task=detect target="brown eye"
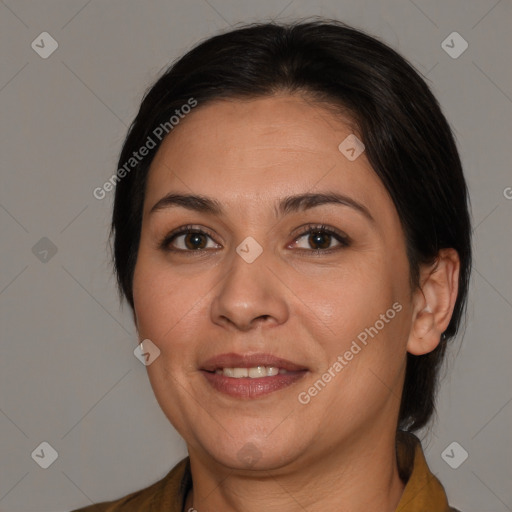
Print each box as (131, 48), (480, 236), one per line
(181, 232), (209, 250)
(160, 226), (220, 253)
(291, 224), (351, 253)
(308, 231), (333, 250)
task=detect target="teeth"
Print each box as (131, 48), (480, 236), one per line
(233, 368), (248, 378)
(248, 366), (266, 378)
(215, 366), (288, 378)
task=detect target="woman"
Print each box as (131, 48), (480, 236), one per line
(73, 18), (470, 512)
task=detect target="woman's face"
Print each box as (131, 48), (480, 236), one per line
(132, 94), (416, 470)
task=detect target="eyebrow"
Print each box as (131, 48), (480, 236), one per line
(149, 192), (375, 223)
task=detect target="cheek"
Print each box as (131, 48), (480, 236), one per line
(132, 257), (205, 421)
(293, 255), (409, 379)
(318, 309), (408, 416)
(132, 252), (205, 352)
(287, 252), (398, 333)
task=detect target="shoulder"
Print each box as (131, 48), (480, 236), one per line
(69, 457), (191, 512)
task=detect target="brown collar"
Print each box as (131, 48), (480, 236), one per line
(394, 430), (455, 511)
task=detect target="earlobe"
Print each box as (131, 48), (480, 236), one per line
(407, 248), (460, 356)
(408, 305), (436, 354)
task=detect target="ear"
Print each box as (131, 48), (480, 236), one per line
(407, 248), (460, 356)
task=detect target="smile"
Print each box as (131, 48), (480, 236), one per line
(214, 366), (292, 378)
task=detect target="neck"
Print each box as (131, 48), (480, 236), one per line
(184, 429), (406, 512)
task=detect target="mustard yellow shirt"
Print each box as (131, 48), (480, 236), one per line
(71, 431), (461, 511)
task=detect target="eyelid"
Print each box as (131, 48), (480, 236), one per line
(158, 224), (220, 252)
(289, 223), (351, 253)
(291, 223), (350, 243)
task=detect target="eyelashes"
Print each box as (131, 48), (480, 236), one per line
(159, 224), (219, 253)
(158, 223), (351, 256)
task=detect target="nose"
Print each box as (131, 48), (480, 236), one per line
(210, 247), (289, 332)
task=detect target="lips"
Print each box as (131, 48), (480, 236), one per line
(200, 353), (308, 399)
(201, 353), (308, 373)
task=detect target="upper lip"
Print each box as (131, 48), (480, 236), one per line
(201, 353), (308, 372)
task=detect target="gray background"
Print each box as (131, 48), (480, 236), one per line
(0, 1), (511, 511)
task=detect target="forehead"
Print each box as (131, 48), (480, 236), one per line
(143, 95), (389, 217)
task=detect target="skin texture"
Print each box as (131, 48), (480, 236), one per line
(132, 94), (460, 512)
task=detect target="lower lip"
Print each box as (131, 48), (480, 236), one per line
(201, 370), (308, 399)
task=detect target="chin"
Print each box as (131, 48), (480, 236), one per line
(208, 443), (296, 471)
(193, 425), (309, 472)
